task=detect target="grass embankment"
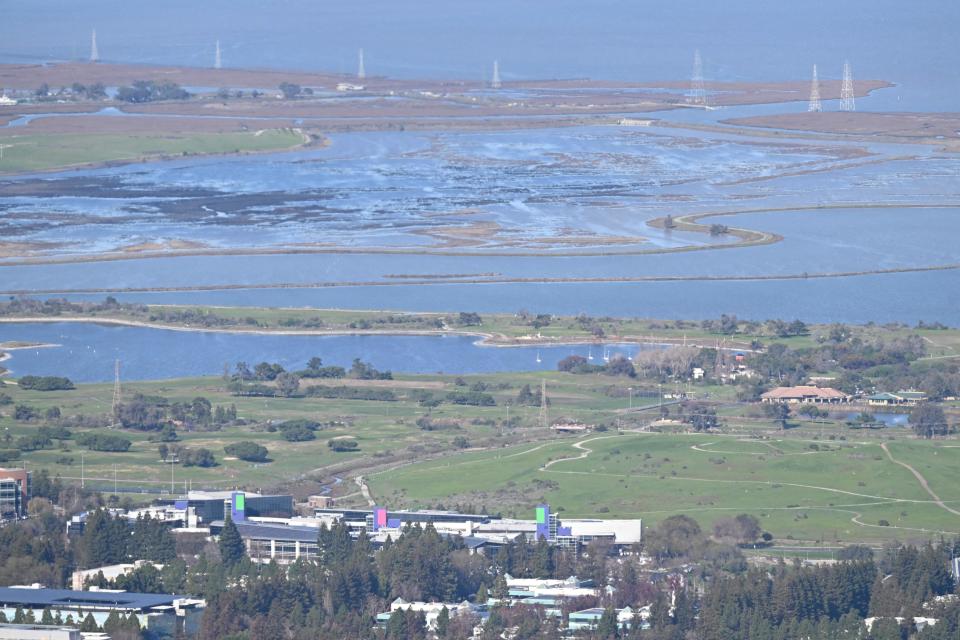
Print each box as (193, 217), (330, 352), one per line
(5, 305), (960, 356)
(370, 431), (960, 546)
(0, 129), (306, 173)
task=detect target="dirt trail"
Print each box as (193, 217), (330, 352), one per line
(356, 476), (375, 507)
(540, 434), (630, 470)
(881, 442), (960, 517)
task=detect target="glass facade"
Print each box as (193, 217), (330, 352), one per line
(0, 471), (29, 521)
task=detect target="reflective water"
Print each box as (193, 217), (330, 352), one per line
(0, 322), (661, 382)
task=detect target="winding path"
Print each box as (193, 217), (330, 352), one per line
(540, 434), (624, 470)
(880, 442), (960, 517)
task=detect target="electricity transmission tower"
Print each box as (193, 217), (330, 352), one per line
(840, 60), (856, 111)
(90, 29), (99, 63)
(111, 359), (122, 424)
(538, 380), (549, 428)
(491, 60), (501, 89)
(687, 49), (707, 106)
(808, 64), (822, 112)
(357, 48), (366, 80)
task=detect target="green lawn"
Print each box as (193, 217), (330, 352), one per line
(369, 431), (960, 546)
(3, 368), (958, 547)
(0, 129), (304, 173)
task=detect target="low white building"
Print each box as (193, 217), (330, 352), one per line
(0, 624), (79, 639)
(375, 598), (475, 630)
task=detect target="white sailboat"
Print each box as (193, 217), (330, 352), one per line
(587, 346), (594, 361)
(602, 347), (610, 363)
(536, 350), (542, 364)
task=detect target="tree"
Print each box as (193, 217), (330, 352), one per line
(80, 613), (99, 632)
(218, 515), (245, 567)
(713, 514), (761, 545)
(80, 509), (129, 567)
(436, 606), (450, 639)
(645, 515), (704, 560)
(909, 403), (949, 438)
(558, 355), (591, 373)
(279, 82), (301, 99)
(224, 441), (269, 462)
(595, 607), (620, 639)
(458, 312), (482, 326)
(762, 402), (791, 429)
(275, 372), (301, 397)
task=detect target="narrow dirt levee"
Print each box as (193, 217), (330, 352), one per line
(881, 442), (960, 517)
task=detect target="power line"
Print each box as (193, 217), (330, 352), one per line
(808, 64), (822, 112)
(840, 60), (856, 112)
(687, 49), (707, 106)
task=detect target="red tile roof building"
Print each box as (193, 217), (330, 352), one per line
(760, 386), (849, 404)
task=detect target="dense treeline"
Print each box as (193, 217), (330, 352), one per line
(78, 511), (178, 569)
(18, 375), (75, 391)
(115, 394), (236, 431)
(3, 505), (960, 639)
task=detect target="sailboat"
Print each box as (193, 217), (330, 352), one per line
(535, 350), (542, 364)
(602, 347), (610, 363)
(587, 346), (594, 361)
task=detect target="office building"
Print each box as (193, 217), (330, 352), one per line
(0, 468), (29, 521)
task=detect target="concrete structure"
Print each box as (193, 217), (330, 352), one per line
(71, 561), (159, 591)
(0, 624), (80, 639)
(0, 468), (29, 521)
(306, 495), (332, 509)
(567, 606), (647, 631)
(506, 575), (596, 600)
(375, 598), (477, 631)
(551, 422), (593, 433)
(760, 386), (849, 404)
(0, 587), (204, 638)
(310, 504), (641, 554)
(867, 390), (927, 406)
(210, 520), (321, 563)
(864, 617), (937, 633)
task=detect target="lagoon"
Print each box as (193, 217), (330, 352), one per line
(0, 322), (661, 383)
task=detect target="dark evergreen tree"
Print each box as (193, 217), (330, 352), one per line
(218, 515), (245, 567)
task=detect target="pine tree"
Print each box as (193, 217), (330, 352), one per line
(102, 610), (122, 635)
(80, 612), (99, 632)
(595, 607), (620, 640)
(40, 608), (54, 625)
(436, 606), (450, 639)
(385, 609), (408, 638)
(218, 514), (245, 567)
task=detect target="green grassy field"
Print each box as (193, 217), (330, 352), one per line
(0, 129), (305, 173)
(368, 430), (960, 546)
(0, 370), (666, 494)
(2, 362), (958, 547)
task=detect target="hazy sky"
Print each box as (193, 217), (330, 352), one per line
(3, 1), (957, 106)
